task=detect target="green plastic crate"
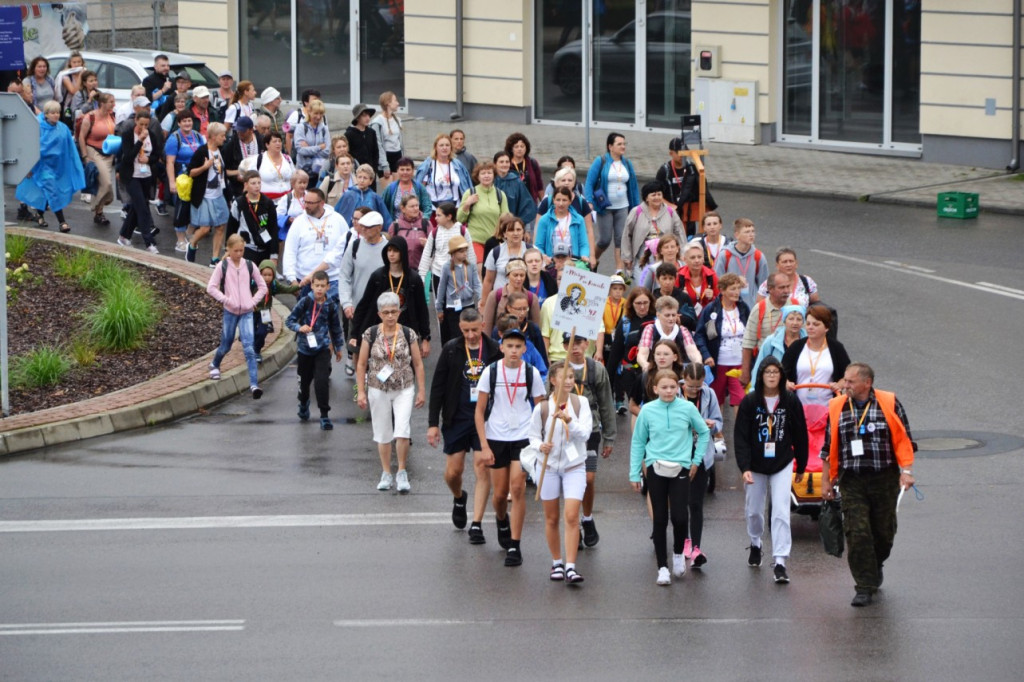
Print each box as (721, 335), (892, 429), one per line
(937, 191), (979, 219)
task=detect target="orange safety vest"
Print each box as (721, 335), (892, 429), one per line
(827, 389), (913, 480)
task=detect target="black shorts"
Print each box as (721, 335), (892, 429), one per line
(443, 420), (481, 455)
(486, 438), (529, 470)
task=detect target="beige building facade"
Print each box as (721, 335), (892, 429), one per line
(181, 1), (1022, 169)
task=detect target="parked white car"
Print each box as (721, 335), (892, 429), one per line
(44, 49), (219, 104)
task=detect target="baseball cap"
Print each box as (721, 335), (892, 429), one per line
(131, 96), (150, 108)
(501, 328), (527, 342)
(234, 115), (254, 130)
(192, 85), (211, 98)
(562, 332), (588, 345)
(260, 86), (281, 103)
(552, 243), (572, 257)
(174, 70), (191, 81)
(358, 211), (384, 227)
(218, 70), (233, 79)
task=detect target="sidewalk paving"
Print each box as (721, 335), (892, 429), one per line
(392, 118), (1023, 215)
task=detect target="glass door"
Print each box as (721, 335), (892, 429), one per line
(591, 0), (636, 125)
(643, 0), (692, 129)
(356, 0), (405, 105)
(295, 0), (351, 104)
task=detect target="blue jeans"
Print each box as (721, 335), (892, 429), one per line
(212, 310), (259, 387)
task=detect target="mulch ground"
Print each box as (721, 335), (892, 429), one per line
(5, 241), (223, 416)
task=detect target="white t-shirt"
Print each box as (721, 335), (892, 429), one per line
(205, 150), (225, 199)
(132, 134), (152, 179)
(718, 307), (745, 365)
(428, 161), (458, 202)
(477, 361), (546, 441)
(795, 343), (833, 406)
(606, 160), (630, 209)
(224, 101), (255, 126)
(550, 215), (573, 255)
(764, 395), (780, 413)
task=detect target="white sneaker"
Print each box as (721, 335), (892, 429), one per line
(174, 242), (188, 252)
(377, 471), (393, 491)
(116, 236), (131, 247)
(81, 193), (92, 204)
(672, 553), (686, 577)
(146, 244), (159, 255)
(657, 566), (672, 586)
(396, 469), (410, 493)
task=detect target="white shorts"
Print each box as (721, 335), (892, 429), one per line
(368, 386), (415, 443)
(539, 463), (587, 502)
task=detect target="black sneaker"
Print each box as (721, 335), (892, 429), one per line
(582, 518), (600, 547)
(155, 202), (169, 217)
(877, 563), (884, 587)
(297, 401), (310, 421)
(451, 491), (468, 530)
(496, 517), (511, 549)
(748, 545), (762, 567)
(774, 564), (789, 584)
(467, 523), (485, 545)
(504, 547), (522, 567)
(185, 245), (197, 263)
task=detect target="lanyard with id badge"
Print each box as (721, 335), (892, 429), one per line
(465, 341), (483, 402)
(377, 328), (401, 384)
(247, 200), (273, 244)
(849, 398), (871, 457)
(306, 300), (322, 348)
(260, 291), (272, 325)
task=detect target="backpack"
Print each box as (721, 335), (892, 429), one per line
(723, 248), (763, 281)
(797, 274), (839, 339)
(539, 394), (582, 439)
(368, 323), (413, 350)
(74, 110), (94, 143)
(484, 360), (536, 419)
(217, 259), (258, 296)
(392, 217), (430, 241)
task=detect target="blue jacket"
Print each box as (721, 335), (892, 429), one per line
(584, 153), (640, 214)
(413, 157), (473, 207)
(334, 186), (391, 227)
(381, 180), (433, 218)
(16, 113), (85, 212)
(495, 172), (537, 225)
(285, 292), (343, 355)
(534, 205), (590, 259)
(694, 296), (751, 362)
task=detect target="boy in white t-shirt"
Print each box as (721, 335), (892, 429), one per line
(475, 327), (546, 567)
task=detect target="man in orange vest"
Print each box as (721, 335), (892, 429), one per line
(822, 363), (916, 607)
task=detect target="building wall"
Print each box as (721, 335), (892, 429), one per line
(691, 0), (776, 131)
(178, 0), (234, 74)
(405, 0), (532, 119)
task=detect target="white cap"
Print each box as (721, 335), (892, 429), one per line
(192, 85), (211, 98)
(359, 211), (384, 227)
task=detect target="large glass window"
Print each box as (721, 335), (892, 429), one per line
(645, 0), (691, 129)
(592, 1), (635, 124)
(819, 0), (885, 144)
(535, 0), (584, 121)
(891, 0), (920, 143)
(357, 0), (404, 105)
(239, 0), (293, 98)
(297, 1), (352, 104)
(783, 0), (813, 136)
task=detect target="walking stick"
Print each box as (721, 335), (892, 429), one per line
(535, 326), (575, 500)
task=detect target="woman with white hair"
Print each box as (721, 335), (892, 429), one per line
(356, 291), (426, 494)
(16, 100), (85, 233)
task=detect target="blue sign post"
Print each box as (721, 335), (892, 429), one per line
(0, 6), (25, 71)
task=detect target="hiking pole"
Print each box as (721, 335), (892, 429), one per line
(535, 326), (575, 500)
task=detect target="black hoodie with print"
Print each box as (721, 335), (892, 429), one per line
(352, 235), (431, 343)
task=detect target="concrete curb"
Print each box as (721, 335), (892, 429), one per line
(0, 229), (297, 457)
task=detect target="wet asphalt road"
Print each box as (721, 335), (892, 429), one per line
(2, 188), (1023, 681)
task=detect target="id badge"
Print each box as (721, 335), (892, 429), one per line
(315, 241), (326, 255)
(376, 364), (395, 383)
(306, 332), (318, 348)
(469, 386), (479, 403)
(850, 439), (865, 457)
(260, 309), (272, 324)
(763, 442), (776, 458)
(259, 229), (272, 243)
(453, 297), (462, 312)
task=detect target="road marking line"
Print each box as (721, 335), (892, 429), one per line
(883, 260), (935, 273)
(0, 513), (452, 533)
(0, 620), (246, 636)
(813, 250), (1024, 302)
(977, 281), (1024, 296)
(334, 619), (494, 627)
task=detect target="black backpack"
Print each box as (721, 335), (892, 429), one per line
(800, 274), (839, 340)
(217, 259), (258, 296)
(484, 360), (536, 419)
(368, 323), (413, 349)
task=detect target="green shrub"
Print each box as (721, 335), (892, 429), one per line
(80, 256), (135, 294)
(11, 346), (71, 389)
(53, 248), (99, 280)
(5, 233), (32, 263)
(69, 336), (98, 368)
(87, 282), (161, 350)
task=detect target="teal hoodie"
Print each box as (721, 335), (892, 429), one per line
(629, 396), (710, 482)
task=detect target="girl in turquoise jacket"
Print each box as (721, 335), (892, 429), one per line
(630, 368), (710, 585)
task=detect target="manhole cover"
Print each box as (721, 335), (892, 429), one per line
(918, 437), (982, 452)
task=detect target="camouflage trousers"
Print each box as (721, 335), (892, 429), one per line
(838, 467), (900, 593)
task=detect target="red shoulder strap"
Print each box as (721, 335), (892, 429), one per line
(756, 300), (767, 341)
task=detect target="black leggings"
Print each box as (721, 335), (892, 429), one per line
(646, 464), (690, 569)
(34, 206), (66, 223)
(688, 463), (708, 548)
(297, 348), (332, 417)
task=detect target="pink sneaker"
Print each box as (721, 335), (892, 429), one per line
(683, 538), (693, 560)
(691, 546), (707, 568)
